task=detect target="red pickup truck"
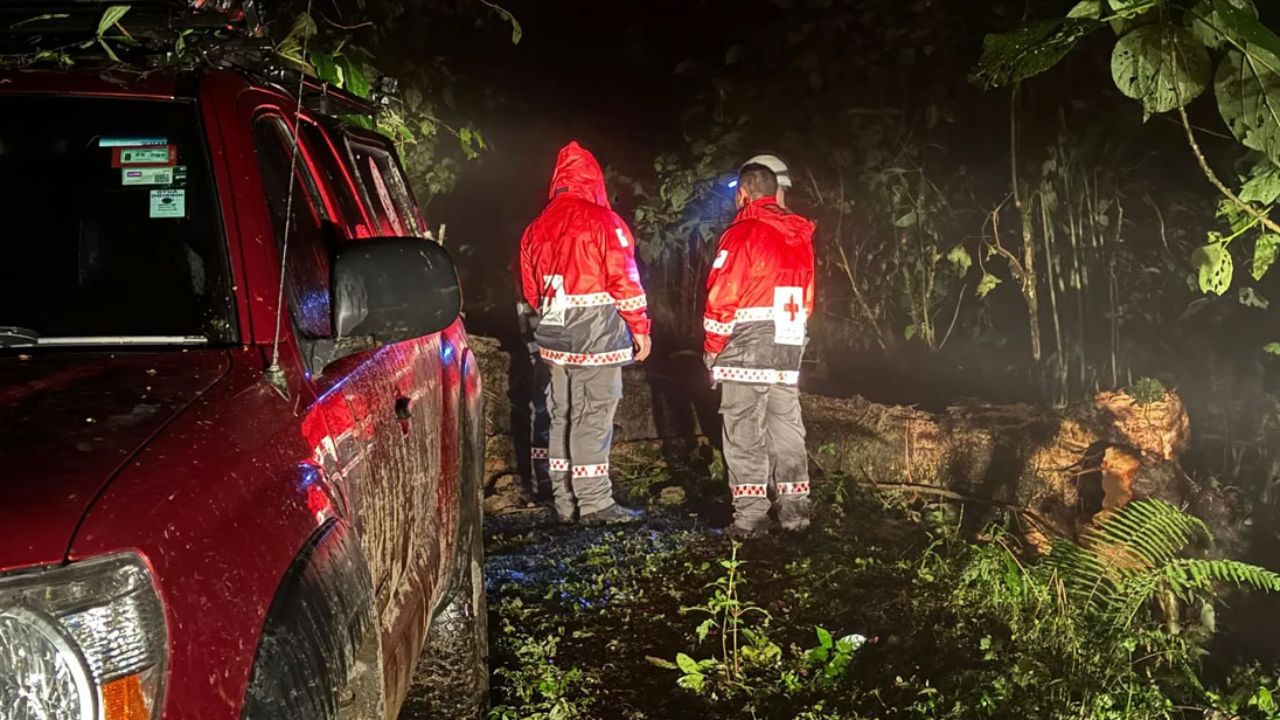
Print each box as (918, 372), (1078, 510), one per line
(0, 64), (487, 719)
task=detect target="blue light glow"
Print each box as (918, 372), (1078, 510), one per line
(727, 179), (739, 189)
(298, 463), (321, 489)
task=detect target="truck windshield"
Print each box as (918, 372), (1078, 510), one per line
(0, 94), (236, 348)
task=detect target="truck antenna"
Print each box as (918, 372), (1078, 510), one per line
(265, 0), (315, 400)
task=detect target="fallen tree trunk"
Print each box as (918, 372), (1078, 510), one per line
(470, 336), (1246, 551)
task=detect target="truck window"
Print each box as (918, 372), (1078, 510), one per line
(299, 121), (372, 238)
(252, 115), (334, 338)
(0, 95), (236, 346)
(348, 142), (424, 238)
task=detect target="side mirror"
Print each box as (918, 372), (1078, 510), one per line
(332, 237), (461, 344)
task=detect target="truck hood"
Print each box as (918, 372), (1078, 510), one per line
(0, 350), (231, 569)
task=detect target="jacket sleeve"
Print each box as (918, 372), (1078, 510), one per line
(804, 244), (816, 320)
(602, 214), (651, 336)
(703, 225), (750, 356)
(518, 224), (541, 313)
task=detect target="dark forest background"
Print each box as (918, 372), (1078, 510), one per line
(262, 0), (1280, 661)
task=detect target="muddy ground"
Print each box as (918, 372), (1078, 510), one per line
(390, 339), (1277, 718)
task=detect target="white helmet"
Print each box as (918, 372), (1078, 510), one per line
(741, 153), (792, 189)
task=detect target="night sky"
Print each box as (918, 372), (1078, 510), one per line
(432, 1), (792, 333)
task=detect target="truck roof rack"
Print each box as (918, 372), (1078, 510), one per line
(0, 0), (386, 119)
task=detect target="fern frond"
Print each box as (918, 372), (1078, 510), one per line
(1110, 571), (1165, 629)
(1043, 538), (1119, 605)
(1161, 559), (1280, 598)
(1081, 499), (1209, 570)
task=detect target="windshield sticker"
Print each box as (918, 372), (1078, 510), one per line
(98, 136), (169, 148)
(123, 167), (174, 186)
(150, 189), (186, 219)
(112, 145), (176, 167)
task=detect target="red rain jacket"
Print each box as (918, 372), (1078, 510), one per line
(703, 197), (816, 385)
(518, 142), (650, 366)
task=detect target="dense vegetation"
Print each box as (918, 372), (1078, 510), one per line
(485, 458), (1280, 719)
(612, 0), (1280, 603)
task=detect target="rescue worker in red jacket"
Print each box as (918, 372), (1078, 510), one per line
(517, 141), (651, 525)
(704, 162), (816, 539)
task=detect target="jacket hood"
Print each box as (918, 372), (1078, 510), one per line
(739, 197), (814, 246)
(548, 141), (611, 209)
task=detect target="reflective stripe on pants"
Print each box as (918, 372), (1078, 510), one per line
(720, 382), (810, 528)
(547, 364), (622, 516)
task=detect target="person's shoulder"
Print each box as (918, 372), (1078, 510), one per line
(725, 216), (774, 244)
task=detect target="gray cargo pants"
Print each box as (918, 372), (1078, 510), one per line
(547, 364), (623, 518)
(720, 382), (811, 530)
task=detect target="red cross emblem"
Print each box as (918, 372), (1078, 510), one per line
(784, 295), (801, 322)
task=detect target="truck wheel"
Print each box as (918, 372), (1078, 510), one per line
(242, 522), (385, 720)
(407, 513), (488, 717)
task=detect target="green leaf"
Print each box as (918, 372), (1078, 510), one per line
(1067, 1), (1102, 19)
(816, 626), (834, 649)
(1240, 162), (1280, 204)
(1264, 342), (1280, 355)
(1188, 0), (1257, 49)
(974, 18), (1102, 89)
(33, 49), (74, 68)
(98, 38), (120, 62)
(806, 646), (830, 664)
(1107, 1), (1157, 35)
(1253, 234), (1279, 280)
(976, 272), (1002, 298)
(894, 210), (918, 228)
(1074, 0), (1147, 34)
(675, 653), (700, 674)
(695, 618), (715, 642)
(1212, 0), (1280, 61)
(310, 51), (340, 87)
(1192, 242), (1234, 294)
(339, 56), (372, 98)
(835, 634), (868, 654)
(645, 655), (679, 669)
(483, 1), (522, 44)
(10, 13), (71, 29)
(676, 672), (705, 692)
(946, 245), (973, 275)
(1253, 685), (1278, 712)
(276, 12), (317, 65)
(1111, 24), (1212, 118)
(904, 323), (919, 341)
(97, 5), (129, 37)
(1215, 49), (1280, 164)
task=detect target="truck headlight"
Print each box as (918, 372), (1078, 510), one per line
(0, 553), (167, 719)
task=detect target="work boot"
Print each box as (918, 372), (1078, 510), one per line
(776, 496), (811, 533)
(580, 503), (645, 526)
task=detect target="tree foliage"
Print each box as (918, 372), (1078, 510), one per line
(976, 0), (1280, 299)
(267, 1), (519, 205)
